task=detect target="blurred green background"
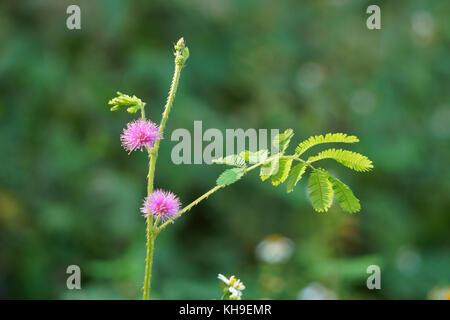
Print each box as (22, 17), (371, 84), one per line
(0, 0), (449, 299)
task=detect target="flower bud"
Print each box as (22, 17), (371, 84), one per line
(127, 105), (140, 113)
(108, 92), (145, 113)
(175, 37), (185, 51)
(174, 38), (189, 66)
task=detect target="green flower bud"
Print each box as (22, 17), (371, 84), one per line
(174, 38), (189, 66)
(108, 92), (146, 113)
(175, 56), (185, 66)
(175, 37), (185, 51)
(127, 105), (140, 113)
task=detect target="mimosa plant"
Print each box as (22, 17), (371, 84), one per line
(107, 38), (373, 300)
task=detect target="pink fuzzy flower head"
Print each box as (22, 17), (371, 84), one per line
(120, 119), (160, 153)
(141, 190), (181, 221)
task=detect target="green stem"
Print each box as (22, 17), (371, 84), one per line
(142, 40), (187, 300)
(142, 151), (157, 300)
(140, 103), (146, 119)
(142, 224), (155, 300)
(157, 185), (224, 233)
(290, 154), (318, 171)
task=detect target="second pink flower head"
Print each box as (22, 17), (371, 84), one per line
(141, 190), (181, 221)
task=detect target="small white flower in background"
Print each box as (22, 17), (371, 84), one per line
(411, 11), (435, 42)
(218, 274), (246, 290)
(297, 282), (337, 300)
(255, 234), (294, 264)
(218, 274), (245, 300)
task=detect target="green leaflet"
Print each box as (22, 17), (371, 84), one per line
(307, 148), (373, 172)
(239, 150), (268, 163)
(308, 170), (334, 212)
(295, 133), (359, 156)
(273, 129), (294, 154)
(216, 168), (245, 186)
(286, 163), (307, 193)
(212, 154), (246, 167)
(328, 175), (361, 213)
(260, 160), (278, 181)
(271, 158), (293, 186)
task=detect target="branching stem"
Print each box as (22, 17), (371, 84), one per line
(142, 39), (187, 300)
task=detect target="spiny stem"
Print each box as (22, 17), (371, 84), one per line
(157, 185), (224, 232)
(142, 38), (188, 300)
(159, 65), (182, 136)
(142, 151), (157, 300)
(142, 224), (154, 300)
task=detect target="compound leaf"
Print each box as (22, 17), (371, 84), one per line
(307, 148), (373, 172)
(295, 133), (359, 156)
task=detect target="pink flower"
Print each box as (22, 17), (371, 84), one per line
(141, 190), (181, 221)
(120, 119), (160, 153)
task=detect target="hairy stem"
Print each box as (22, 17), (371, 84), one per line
(157, 185), (224, 232)
(142, 40), (187, 300)
(142, 151), (157, 300)
(142, 226), (155, 300)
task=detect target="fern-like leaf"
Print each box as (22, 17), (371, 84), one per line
(212, 154), (246, 167)
(307, 148), (373, 172)
(295, 133), (359, 156)
(308, 170), (334, 212)
(271, 158), (293, 186)
(327, 175), (361, 213)
(273, 129), (294, 154)
(286, 163), (307, 193)
(216, 168), (245, 186)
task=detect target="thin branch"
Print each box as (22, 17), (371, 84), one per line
(157, 154), (294, 232)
